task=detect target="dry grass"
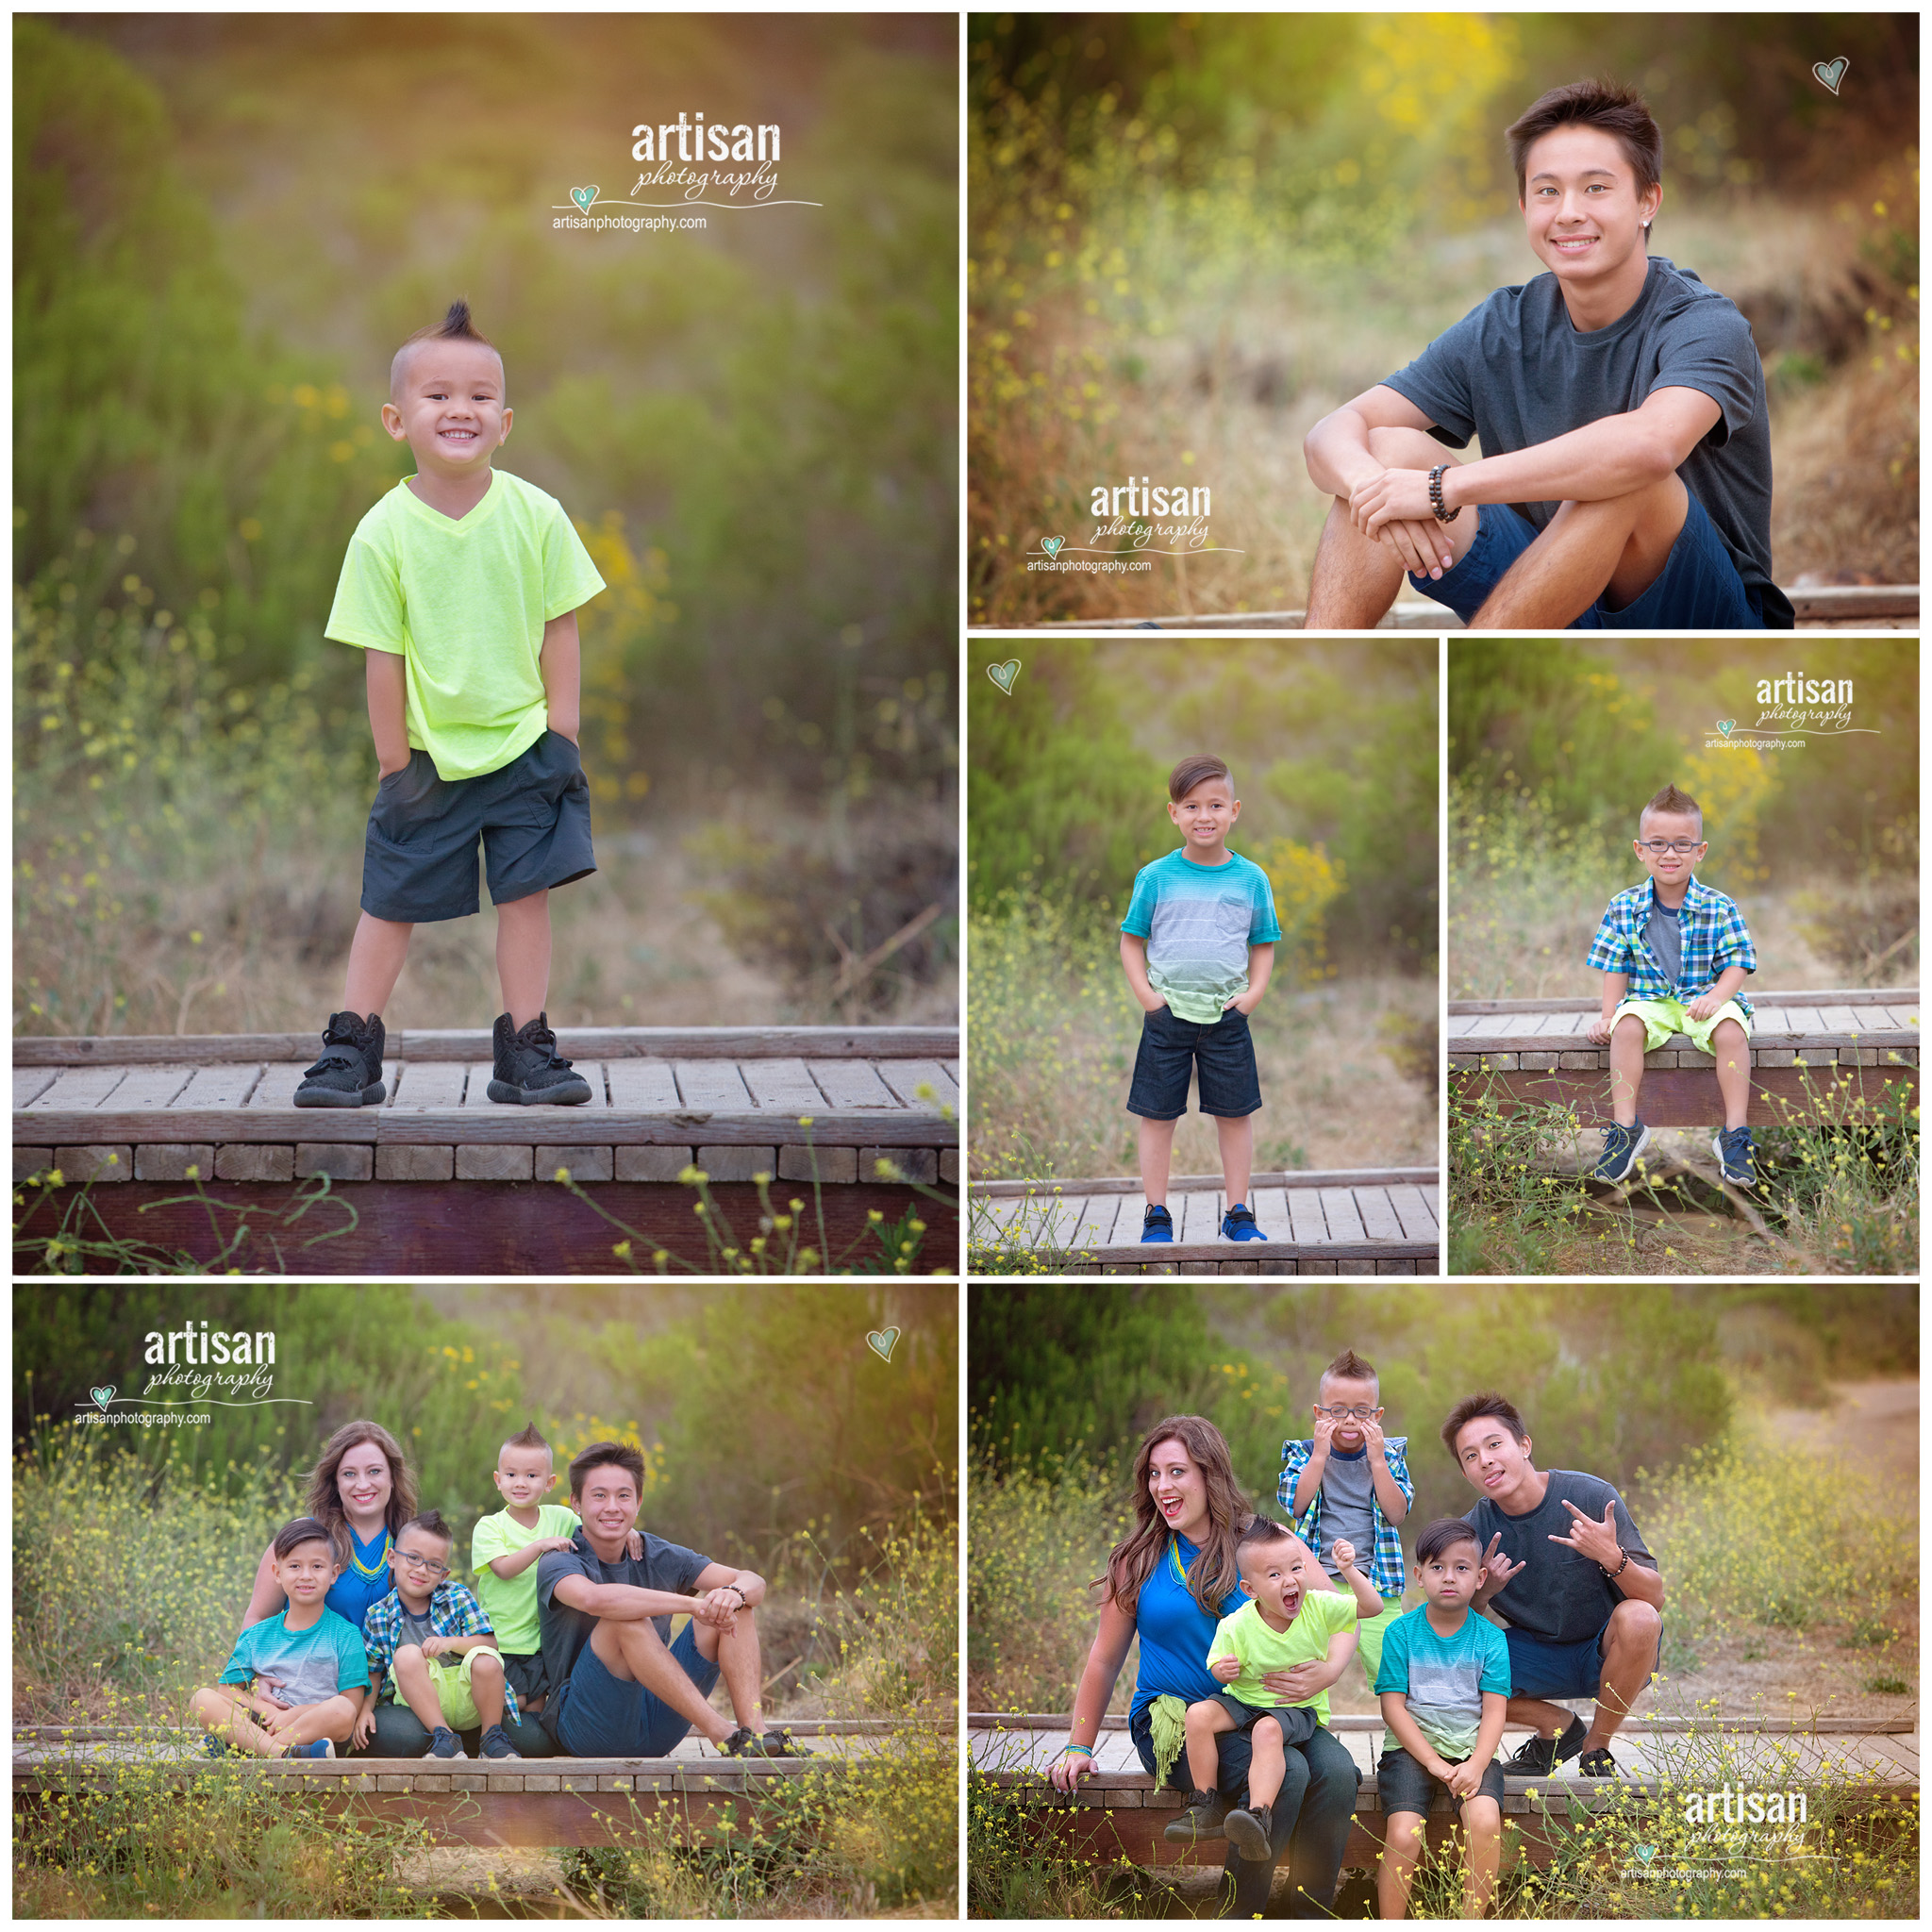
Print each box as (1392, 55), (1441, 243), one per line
(973, 187), (1917, 623)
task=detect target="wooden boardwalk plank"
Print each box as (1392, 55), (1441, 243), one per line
(248, 1064), (316, 1108)
(1250, 1188), (1291, 1241)
(391, 1062), (472, 1108)
(176, 1063), (264, 1109)
(1063, 1195), (1122, 1249)
(809, 1060), (900, 1109)
(1178, 1189), (1223, 1245)
(1355, 1186), (1405, 1242)
(1318, 1188), (1366, 1244)
(14, 1068), (58, 1109)
(92, 1065), (196, 1109)
(1419, 1185), (1441, 1230)
(674, 1060), (753, 1109)
(1387, 1185), (1435, 1241)
(605, 1060), (681, 1109)
(739, 1058), (825, 1110)
(458, 1061), (609, 1110)
(24, 1067), (129, 1110)
(874, 1059), (959, 1111)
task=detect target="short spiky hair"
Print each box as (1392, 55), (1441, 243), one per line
(1507, 79), (1662, 224)
(400, 1508), (454, 1550)
(502, 1421), (551, 1459)
(1169, 755), (1232, 802)
(1235, 1515), (1298, 1563)
(1319, 1347), (1379, 1398)
(391, 298), (501, 401)
(1640, 782), (1703, 840)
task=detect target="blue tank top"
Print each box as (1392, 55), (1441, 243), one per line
(1128, 1532), (1250, 1724)
(324, 1522), (393, 1631)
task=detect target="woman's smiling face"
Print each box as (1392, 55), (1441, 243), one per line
(336, 1443), (392, 1520)
(1147, 1437), (1209, 1541)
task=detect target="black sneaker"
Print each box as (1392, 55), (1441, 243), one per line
(293, 1011), (386, 1107)
(1161, 1790), (1228, 1844)
(1141, 1204), (1174, 1243)
(1224, 1800), (1273, 1861)
(487, 1011), (593, 1106)
(1503, 1714), (1588, 1776)
(427, 1725), (463, 1759)
(480, 1724), (522, 1759)
(1577, 1745), (1621, 1777)
(720, 1724), (814, 1757)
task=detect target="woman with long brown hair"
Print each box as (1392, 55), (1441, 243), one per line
(1046, 1414), (1360, 1919)
(240, 1420), (417, 1635)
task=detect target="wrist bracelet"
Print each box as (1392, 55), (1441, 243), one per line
(1428, 464), (1460, 524)
(1602, 1551), (1629, 1580)
(1063, 1743), (1094, 1757)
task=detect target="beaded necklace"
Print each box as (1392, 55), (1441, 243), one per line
(346, 1519), (391, 1578)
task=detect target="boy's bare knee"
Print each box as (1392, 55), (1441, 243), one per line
(1253, 1713), (1281, 1744)
(472, 1649), (504, 1675)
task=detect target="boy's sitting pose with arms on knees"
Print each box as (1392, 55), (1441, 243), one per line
(1303, 79), (1790, 633)
(1584, 781), (1757, 1185)
(537, 1441), (808, 1758)
(1168, 1519), (1378, 1859)
(357, 1509), (522, 1759)
(191, 1517), (368, 1758)
(296, 298), (607, 1110)
(1121, 755), (1281, 1244)
(1374, 1518), (1511, 1922)
(1279, 1347), (1413, 1692)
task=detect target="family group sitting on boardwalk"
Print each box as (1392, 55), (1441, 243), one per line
(1049, 1350), (1663, 1920)
(190, 1420), (808, 1763)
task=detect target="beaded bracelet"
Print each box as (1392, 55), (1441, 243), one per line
(1427, 464), (1461, 525)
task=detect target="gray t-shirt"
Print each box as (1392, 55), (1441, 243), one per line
(535, 1528), (712, 1740)
(1461, 1469), (1657, 1645)
(1645, 899), (1683, 987)
(1315, 1444), (1376, 1579)
(1384, 256), (1793, 628)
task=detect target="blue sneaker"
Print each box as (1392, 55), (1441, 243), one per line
(1141, 1204), (1174, 1243)
(1221, 1203), (1265, 1241)
(288, 1738), (335, 1758)
(1592, 1120), (1651, 1183)
(1712, 1125), (1755, 1187)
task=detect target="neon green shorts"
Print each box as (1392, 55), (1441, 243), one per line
(1610, 995), (1752, 1057)
(389, 1648), (493, 1731)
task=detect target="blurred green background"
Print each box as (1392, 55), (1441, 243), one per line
(968, 641), (1437, 1180)
(969, 13), (1918, 623)
(1448, 640), (1918, 999)
(16, 15), (957, 1035)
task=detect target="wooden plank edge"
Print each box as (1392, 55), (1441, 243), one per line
(1450, 990), (1915, 1016)
(969, 1241), (1439, 1263)
(973, 1167), (1439, 1200)
(966, 1712), (1920, 1736)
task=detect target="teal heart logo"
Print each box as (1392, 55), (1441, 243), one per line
(1635, 1843), (1657, 1865)
(1812, 58), (1848, 95)
(90, 1385), (116, 1410)
(987, 658), (1021, 695)
(1041, 536), (1064, 558)
(570, 186), (598, 212)
(1716, 719), (1735, 736)
(866, 1326), (900, 1363)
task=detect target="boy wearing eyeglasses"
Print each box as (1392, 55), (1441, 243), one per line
(1584, 780), (1757, 1186)
(1277, 1347), (1413, 1696)
(356, 1509), (522, 1759)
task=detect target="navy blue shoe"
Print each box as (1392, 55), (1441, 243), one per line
(1221, 1203), (1265, 1241)
(1141, 1204), (1174, 1243)
(288, 1738), (335, 1758)
(1712, 1124), (1755, 1187)
(1592, 1119), (1651, 1183)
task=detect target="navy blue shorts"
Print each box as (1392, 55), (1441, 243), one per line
(1375, 1744), (1506, 1815)
(361, 728), (595, 924)
(554, 1618), (721, 1757)
(1504, 1614), (1660, 1701)
(1126, 1005), (1262, 1120)
(1408, 491), (1765, 630)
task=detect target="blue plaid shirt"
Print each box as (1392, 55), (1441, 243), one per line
(362, 1580), (518, 1725)
(1587, 874), (1757, 1018)
(1276, 1435), (1412, 1599)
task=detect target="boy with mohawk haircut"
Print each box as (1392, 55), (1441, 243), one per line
(1278, 1347), (1413, 1694)
(296, 298), (608, 1112)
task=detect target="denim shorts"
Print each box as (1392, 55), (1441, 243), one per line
(361, 728), (595, 924)
(1407, 491), (1765, 629)
(1503, 1612), (1661, 1701)
(554, 1619), (720, 1757)
(1126, 1005), (1262, 1120)
(1376, 1744), (1506, 1815)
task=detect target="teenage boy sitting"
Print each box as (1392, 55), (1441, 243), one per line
(1167, 1519), (1378, 1856)
(1278, 1346), (1412, 1690)
(356, 1509), (523, 1759)
(536, 1441), (808, 1758)
(1374, 1519), (1511, 1922)
(1446, 1392), (1664, 1779)
(1304, 79), (1790, 632)
(1121, 754), (1281, 1244)
(1585, 781), (1758, 1186)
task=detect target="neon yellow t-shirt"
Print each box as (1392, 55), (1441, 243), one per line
(1206, 1591), (1360, 1724)
(325, 467), (607, 781)
(471, 1503), (579, 1656)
